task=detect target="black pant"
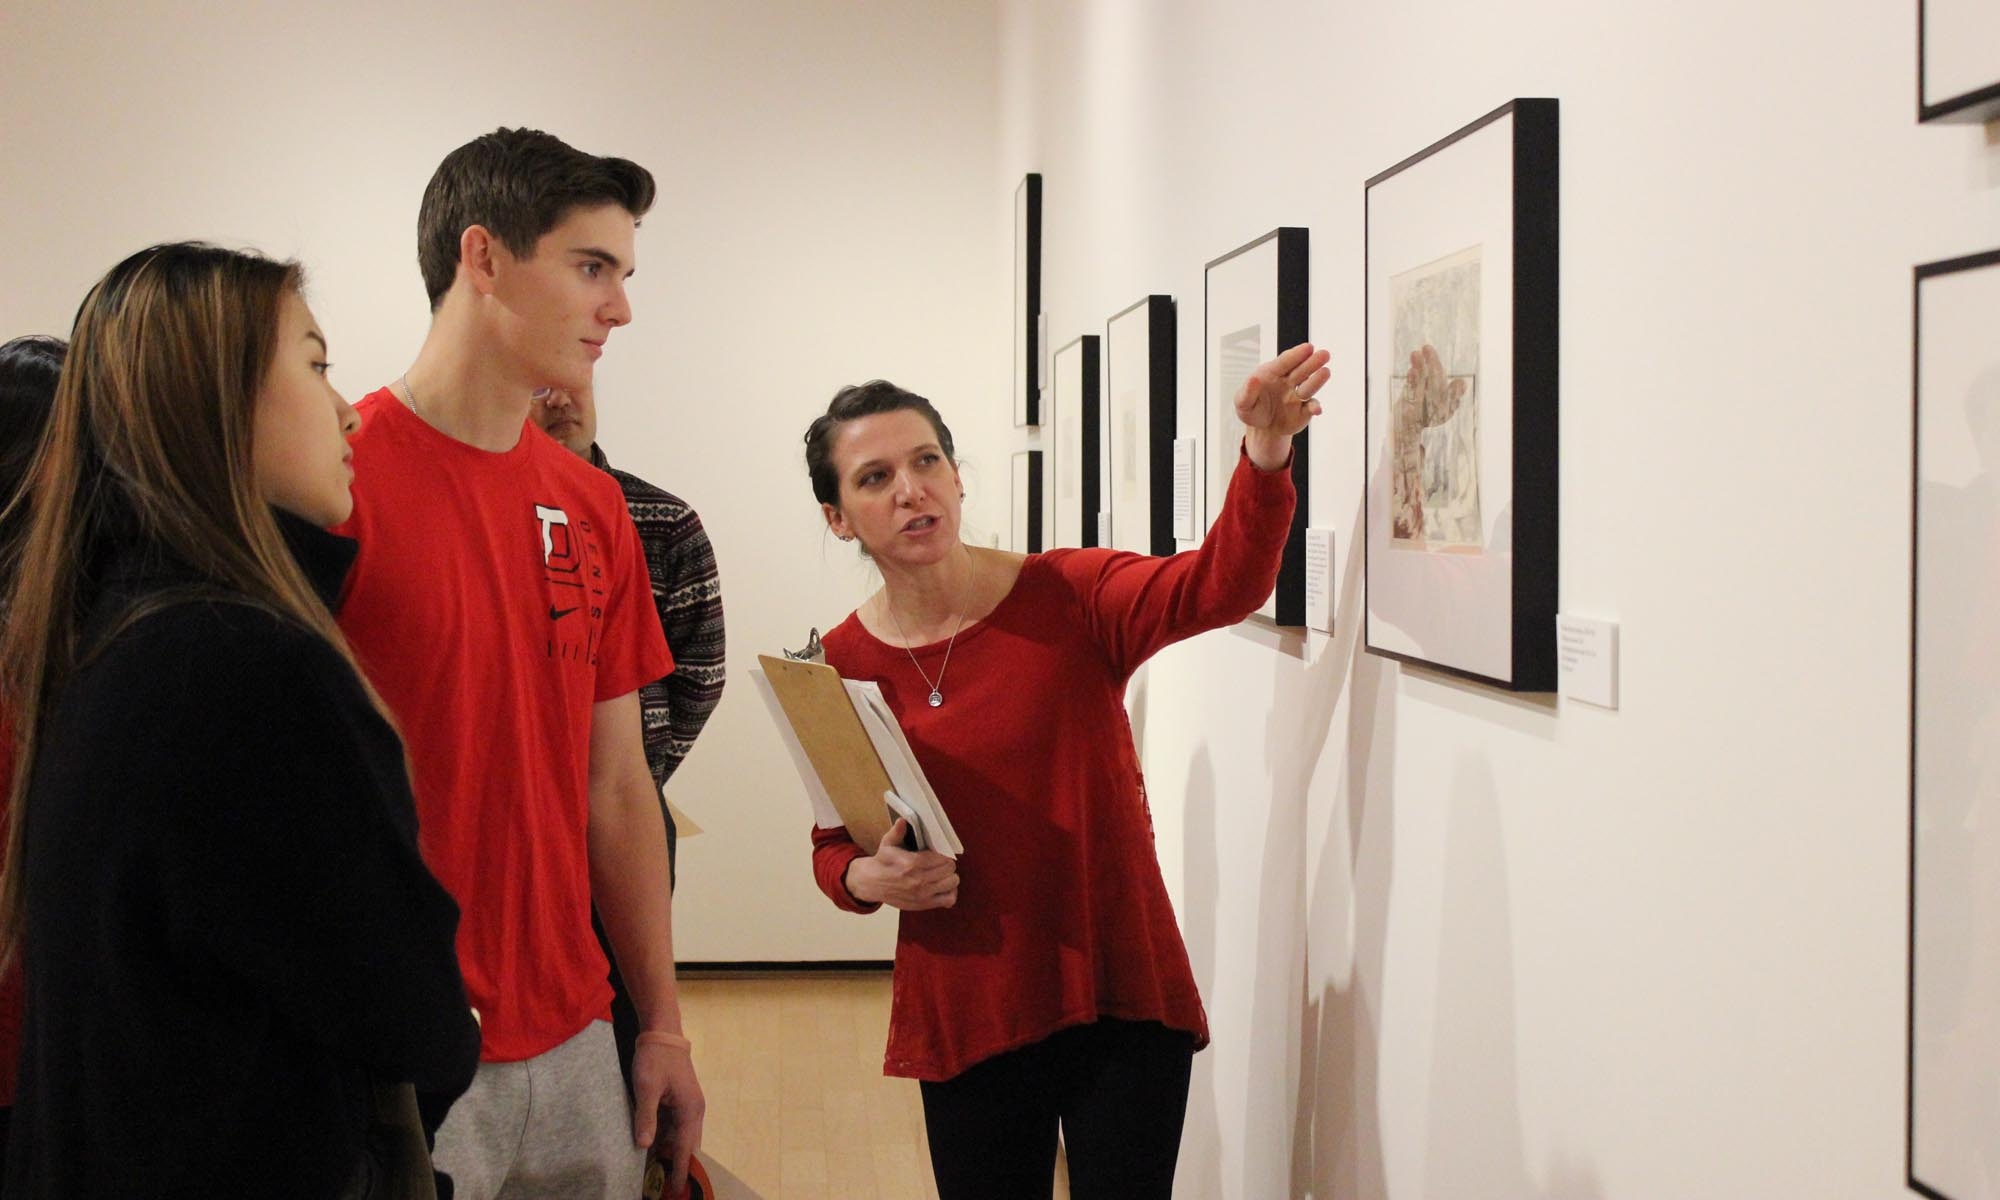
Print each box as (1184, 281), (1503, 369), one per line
(918, 1018), (1195, 1200)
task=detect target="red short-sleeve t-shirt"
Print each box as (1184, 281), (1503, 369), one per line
(335, 389), (671, 1062)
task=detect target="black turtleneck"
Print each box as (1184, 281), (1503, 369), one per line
(6, 510), (480, 1199)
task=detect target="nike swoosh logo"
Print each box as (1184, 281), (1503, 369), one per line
(549, 605), (580, 620)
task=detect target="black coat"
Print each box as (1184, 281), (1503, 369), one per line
(5, 513), (480, 1198)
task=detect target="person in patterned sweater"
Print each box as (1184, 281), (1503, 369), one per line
(532, 383), (726, 822)
(532, 382), (725, 1087)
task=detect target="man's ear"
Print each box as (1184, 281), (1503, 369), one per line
(459, 225), (502, 297)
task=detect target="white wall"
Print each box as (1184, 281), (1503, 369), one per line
(999, 0), (1997, 1197)
(0, 0), (1004, 962)
(13, 2), (2000, 1194)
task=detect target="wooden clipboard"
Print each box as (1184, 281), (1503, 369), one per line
(755, 654), (896, 853)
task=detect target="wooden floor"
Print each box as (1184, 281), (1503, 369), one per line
(680, 973), (1070, 1200)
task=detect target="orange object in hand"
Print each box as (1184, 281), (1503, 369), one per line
(642, 1153), (712, 1200)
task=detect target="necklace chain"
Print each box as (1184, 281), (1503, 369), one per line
(399, 374), (421, 419)
(885, 595), (967, 709)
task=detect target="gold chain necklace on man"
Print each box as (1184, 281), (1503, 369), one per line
(885, 589), (968, 709)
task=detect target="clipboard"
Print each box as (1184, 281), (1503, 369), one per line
(752, 654), (961, 857)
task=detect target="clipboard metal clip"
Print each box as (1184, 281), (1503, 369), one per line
(783, 627), (825, 662)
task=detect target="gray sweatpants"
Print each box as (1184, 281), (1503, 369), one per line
(431, 1019), (648, 1200)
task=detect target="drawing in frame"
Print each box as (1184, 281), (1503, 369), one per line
(1908, 247), (2000, 1200)
(1014, 174), (1044, 426)
(1050, 335), (1101, 548)
(1919, 0), (2000, 123)
(1204, 228), (1309, 626)
(1363, 97), (1558, 691)
(1105, 295), (1178, 556)
(1010, 450), (1043, 553)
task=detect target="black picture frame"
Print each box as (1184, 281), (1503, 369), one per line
(1105, 295), (1178, 557)
(1014, 174), (1043, 427)
(1907, 247), (2000, 1200)
(1204, 228), (1310, 627)
(1363, 97), (1558, 692)
(1050, 334), (1102, 548)
(1011, 450), (1043, 553)
(1918, 0), (2000, 123)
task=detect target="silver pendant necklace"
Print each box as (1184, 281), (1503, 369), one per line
(885, 591), (967, 708)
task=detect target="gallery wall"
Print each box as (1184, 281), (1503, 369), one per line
(9, 2), (2000, 1195)
(0, 0), (1005, 962)
(997, 0), (1998, 1197)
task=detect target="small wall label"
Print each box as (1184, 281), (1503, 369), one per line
(1557, 615), (1619, 709)
(1304, 528), (1334, 633)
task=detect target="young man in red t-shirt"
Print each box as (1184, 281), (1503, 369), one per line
(335, 128), (702, 1200)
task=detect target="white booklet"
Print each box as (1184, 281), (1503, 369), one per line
(750, 658), (964, 858)
(842, 679), (962, 856)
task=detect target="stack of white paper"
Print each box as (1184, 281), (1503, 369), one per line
(842, 680), (963, 857)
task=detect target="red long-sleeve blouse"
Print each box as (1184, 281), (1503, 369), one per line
(811, 445), (1296, 1081)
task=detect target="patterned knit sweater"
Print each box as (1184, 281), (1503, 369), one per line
(592, 447), (726, 788)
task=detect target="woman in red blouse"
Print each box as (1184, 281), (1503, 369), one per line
(802, 342), (1328, 1198)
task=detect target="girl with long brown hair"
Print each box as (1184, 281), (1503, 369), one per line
(0, 242), (479, 1198)
(0, 332), (66, 1173)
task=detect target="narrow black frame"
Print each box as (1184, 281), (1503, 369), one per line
(1907, 246), (2000, 1200)
(1363, 97), (1559, 691)
(1011, 449), (1043, 554)
(1918, 0), (2000, 123)
(1052, 334), (1102, 548)
(1014, 174), (1043, 426)
(1106, 295), (1179, 556)
(1205, 228), (1310, 627)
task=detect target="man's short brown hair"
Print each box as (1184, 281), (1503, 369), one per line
(416, 127), (656, 310)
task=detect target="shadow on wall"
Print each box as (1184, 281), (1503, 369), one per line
(1288, 496), (1602, 1199)
(1174, 490), (1389, 1198)
(1179, 601), (1331, 1194)
(1424, 755), (1527, 1197)
(1179, 744), (1223, 1200)
(1295, 504), (1394, 1199)
(1234, 619), (1318, 1197)
(1415, 755), (1599, 1200)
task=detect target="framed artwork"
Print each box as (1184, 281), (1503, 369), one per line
(1010, 450), (1043, 553)
(1014, 174), (1044, 426)
(1909, 247), (2000, 1200)
(1106, 295), (1178, 556)
(1920, 0), (2000, 123)
(1205, 228), (1310, 626)
(1363, 98), (1558, 691)
(1051, 335), (1102, 548)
